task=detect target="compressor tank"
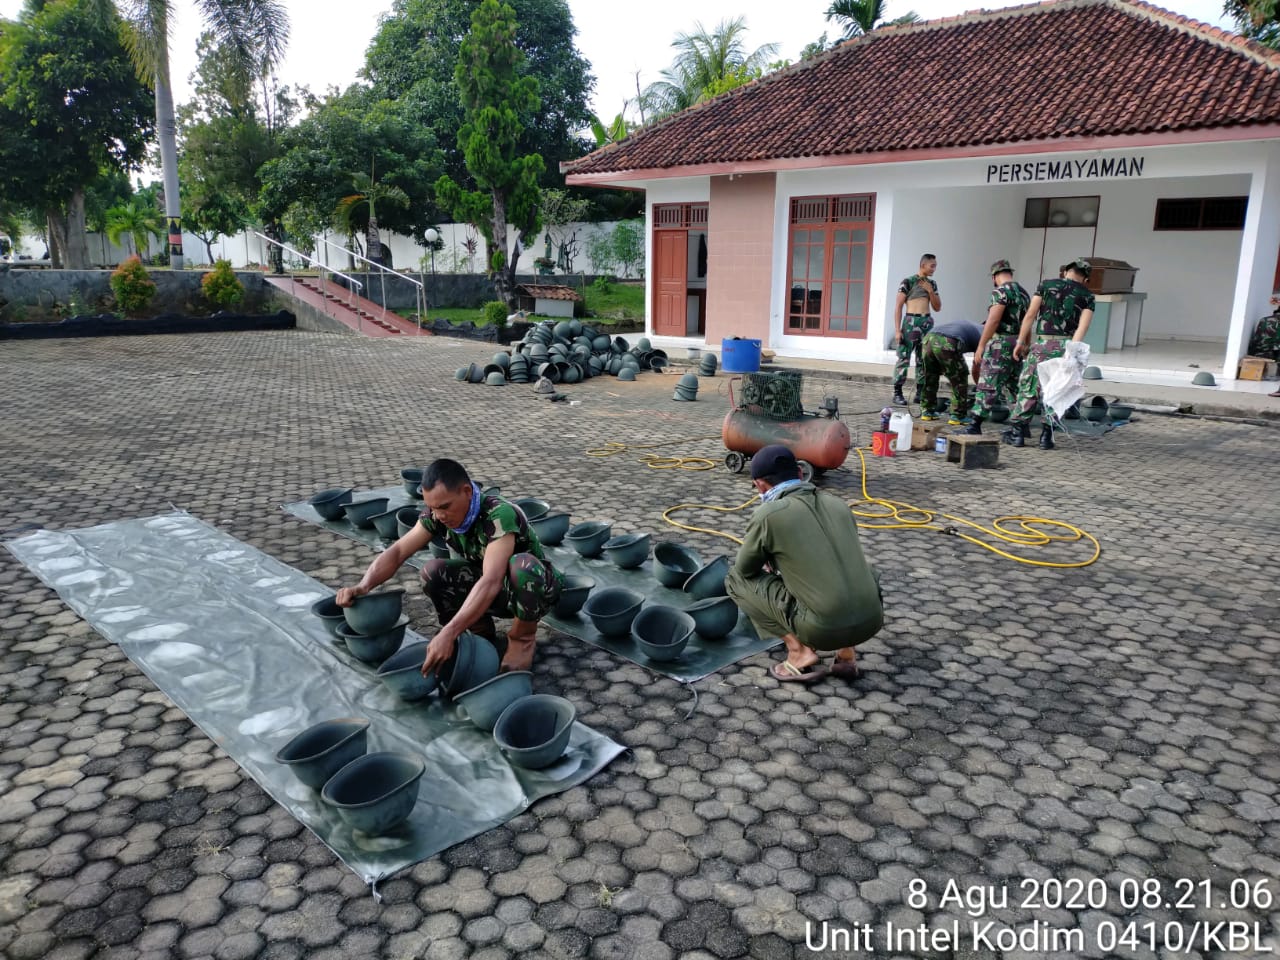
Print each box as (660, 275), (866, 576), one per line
(721, 410), (852, 472)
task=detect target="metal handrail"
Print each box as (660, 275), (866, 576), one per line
(250, 231), (367, 331)
(317, 236), (426, 334)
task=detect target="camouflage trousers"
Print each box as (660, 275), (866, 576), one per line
(420, 553), (563, 639)
(1010, 338), (1066, 424)
(972, 336), (1022, 420)
(1248, 315), (1280, 361)
(920, 332), (972, 418)
(893, 314), (934, 391)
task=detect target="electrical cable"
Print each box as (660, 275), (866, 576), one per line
(655, 446), (1101, 567)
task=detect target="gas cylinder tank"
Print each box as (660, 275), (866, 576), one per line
(721, 410), (852, 472)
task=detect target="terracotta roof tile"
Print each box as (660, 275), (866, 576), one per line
(516, 284), (581, 301)
(565, 0), (1280, 178)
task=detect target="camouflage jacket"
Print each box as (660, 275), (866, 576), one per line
(1034, 278), (1095, 337)
(898, 274), (938, 308)
(989, 281), (1031, 336)
(421, 494), (545, 563)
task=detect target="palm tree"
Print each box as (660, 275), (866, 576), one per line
(94, 0), (290, 270)
(333, 171), (410, 267)
(105, 195), (163, 259)
(640, 18), (780, 120)
(825, 0), (920, 39)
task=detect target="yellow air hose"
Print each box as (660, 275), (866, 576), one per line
(600, 440), (1100, 568)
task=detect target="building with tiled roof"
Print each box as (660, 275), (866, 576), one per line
(565, 0), (1280, 384)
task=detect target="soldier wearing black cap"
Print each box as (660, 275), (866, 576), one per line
(724, 445), (883, 684)
(1004, 258), (1095, 449)
(965, 259), (1031, 435)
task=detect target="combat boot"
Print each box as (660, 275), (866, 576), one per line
(964, 417), (983, 435)
(1039, 423), (1055, 450)
(1002, 422), (1030, 447)
(892, 388), (907, 405)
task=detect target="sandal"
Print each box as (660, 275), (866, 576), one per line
(831, 660), (862, 682)
(770, 660), (827, 684)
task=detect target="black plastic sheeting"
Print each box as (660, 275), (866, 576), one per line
(5, 513), (623, 887)
(284, 486), (779, 684)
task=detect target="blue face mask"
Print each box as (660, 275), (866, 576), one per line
(761, 478), (805, 503)
(448, 482), (483, 534)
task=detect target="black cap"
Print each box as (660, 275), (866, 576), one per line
(751, 444), (799, 482)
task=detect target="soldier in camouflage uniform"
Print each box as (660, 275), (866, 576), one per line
(338, 458), (562, 673)
(966, 259), (1031, 434)
(919, 319), (982, 424)
(1248, 313), (1280, 361)
(892, 254), (942, 405)
(1003, 258), (1096, 450)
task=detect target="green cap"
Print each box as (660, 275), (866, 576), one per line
(990, 259), (1014, 276)
(1061, 257), (1092, 278)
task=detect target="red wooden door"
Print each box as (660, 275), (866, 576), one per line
(653, 230), (688, 337)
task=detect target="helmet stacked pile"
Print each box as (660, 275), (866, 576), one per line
(454, 319), (669, 386)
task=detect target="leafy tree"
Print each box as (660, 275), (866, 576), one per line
(639, 18), (780, 120)
(363, 0), (592, 193)
(177, 32), (300, 255)
(538, 188), (591, 271)
(801, 33), (831, 58)
(105, 194), (163, 257)
(435, 0), (544, 308)
(333, 170), (411, 263)
(87, 0), (290, 269)
(1228, 0), (1279, 47)
(257, 87), (443, 257)
(825, 0), (919, 40)
(0, 0), (154, 268)
(588, 112), (630, 147)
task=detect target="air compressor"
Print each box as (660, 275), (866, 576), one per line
(721, 371), (852, 480)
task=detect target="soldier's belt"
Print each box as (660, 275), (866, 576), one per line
(906, 313), (931, 319)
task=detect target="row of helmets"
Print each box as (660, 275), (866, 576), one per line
(453, 318), (670, 386)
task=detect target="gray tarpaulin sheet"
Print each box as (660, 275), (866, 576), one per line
(284, 487), (780, 683)
(5, 513), (624, 886)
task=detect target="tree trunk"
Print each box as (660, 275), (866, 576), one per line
(46, 212), (66, 269)
(154, 29), (184, 271)
(63, 189), (90, 268)
(490, 191), (514, 308)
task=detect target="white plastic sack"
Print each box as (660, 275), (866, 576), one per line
(1038, 341), (1091, 419)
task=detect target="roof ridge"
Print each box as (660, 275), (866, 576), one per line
(862, 0), (1280, 69)
(1104, 0), (1280, 68)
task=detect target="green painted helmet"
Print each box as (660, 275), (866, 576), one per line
(990, 259), (1014, 276)
(1062, 257), (1092, 278)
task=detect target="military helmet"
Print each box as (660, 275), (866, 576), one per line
(1061, 257), (1092, 278)
(990, 259), (1014, 276)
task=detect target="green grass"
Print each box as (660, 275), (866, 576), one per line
(583, 281), (644, 322)
(395, 281), (646, 328)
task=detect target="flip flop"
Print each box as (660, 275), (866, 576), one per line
(830, 660), (862, 682)
(770, 660), (827, 684)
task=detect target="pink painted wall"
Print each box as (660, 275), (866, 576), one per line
(706, 173), (776, 345)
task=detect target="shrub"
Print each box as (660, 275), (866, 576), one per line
(201, 259), (245, 309)
(482, 300), (508, 326)
(109, 256), (157, 315)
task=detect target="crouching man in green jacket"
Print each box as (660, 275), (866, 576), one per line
(725, 445), (883, 684)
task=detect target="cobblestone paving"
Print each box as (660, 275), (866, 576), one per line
(1, 331), (1278, 960)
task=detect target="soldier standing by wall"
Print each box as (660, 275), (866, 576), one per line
(892, 254), (941, 406)
(966, 259), (1031, 435)
(1004, 258), (1095, 450)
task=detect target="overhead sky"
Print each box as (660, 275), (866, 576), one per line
(0, 0), (1239, 125)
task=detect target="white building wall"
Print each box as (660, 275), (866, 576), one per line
(755, 139), (1280, 371)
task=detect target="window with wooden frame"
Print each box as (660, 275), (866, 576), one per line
(786, 194), (875, 338)
(653, 203), (708, 230)
(1153, 197), (1248, 231)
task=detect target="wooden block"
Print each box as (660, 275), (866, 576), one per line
(911, 420), (947, 451)
(946, 434), (1000, 469)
